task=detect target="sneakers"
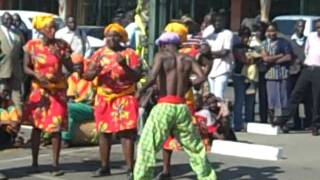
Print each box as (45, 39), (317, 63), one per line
(0, 172), (7, 180)
(156, 172), (171, 180)
(127, 170), (134, 180)
(312, 127), (319, 136)
(92, 167), (111, 177)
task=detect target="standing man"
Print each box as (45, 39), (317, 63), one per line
(134, 32), (216, 180)
(55, 16), (91, 58)
(204, 12), (234, 98)
(276, 19), (320, 136)
(289, 20), (312, 130)
(0, 12), (23, 112)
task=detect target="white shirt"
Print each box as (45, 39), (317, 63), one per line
(55, 27), (91, 57)
(1, 25), (16, 46)
(304, 32), (320, 67)
(195, 109), (215, 126)
(205, 29), (234, 78)
(202, 25), (214, 39)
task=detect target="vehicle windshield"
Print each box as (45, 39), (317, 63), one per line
(273, 20), (297, 35)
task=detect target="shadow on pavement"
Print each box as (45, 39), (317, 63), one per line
(217, 165), (284, 180)
(1, 160), (127, 179)
(154, 162), (223, 179)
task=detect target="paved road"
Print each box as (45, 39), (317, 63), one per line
(1, 130), (319, 180)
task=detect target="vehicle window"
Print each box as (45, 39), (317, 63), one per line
(79, 27), (104, 39)
(274, 20), (297, 35)
(312, 20), (317, 32)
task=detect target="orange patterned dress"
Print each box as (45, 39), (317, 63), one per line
(23, 39), (71, 133)
(90, 47), (140, 133)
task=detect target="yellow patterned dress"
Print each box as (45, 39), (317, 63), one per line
(23, 39), (71, 133)
(89, 47), (141, 133)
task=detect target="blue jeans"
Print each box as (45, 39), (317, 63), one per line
(233, 75), (256, 130)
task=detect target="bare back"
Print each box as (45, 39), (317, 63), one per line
(156, 52), (193, 98)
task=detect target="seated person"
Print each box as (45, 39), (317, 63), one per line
(61, 54), (96, 147)
(196, 94), (237, 146)
(0, 81), (23, 148)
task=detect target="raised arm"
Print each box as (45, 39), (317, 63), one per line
(190, 58), (206, 90)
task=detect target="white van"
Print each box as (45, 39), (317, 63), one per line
(273, 15), (320, 37)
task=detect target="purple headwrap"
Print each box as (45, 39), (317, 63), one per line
(155, 32), (181, 46)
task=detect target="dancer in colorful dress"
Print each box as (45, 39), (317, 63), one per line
(23, 15), (73, 176)
(134, 32), (216, 180)
(84, 23), (141, 179)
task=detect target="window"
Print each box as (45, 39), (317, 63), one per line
(274, 20), (296, 35)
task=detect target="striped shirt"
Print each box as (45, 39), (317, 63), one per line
(262, 38), (292, 80)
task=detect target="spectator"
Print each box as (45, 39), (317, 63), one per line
(55, 16), (91, 58)
(0, 12), (23, 111)
(289, 20), (312, 130)
(23, 15), (73, 175)
(124, 10), (138, 49)
(278, 19), (320, 136)
(250, 22), (269, 123)
(261, 23), (292, 132)
(232, 26), (256, 131)
(84, 23), (141, 178)
(61, 54), (95, 148)
(204, 12), (234, 99)
(12, 13), (30, 42)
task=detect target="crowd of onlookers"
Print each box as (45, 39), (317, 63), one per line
(0, 6), (319, 180)
(1, 8), (320, 149)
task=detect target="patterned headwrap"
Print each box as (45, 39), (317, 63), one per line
(104, 23), (128, 43)
(155, 32), (180, 46)
(32, 15), (54, 31)
(164, 22), (188, 43)
(71, 53), (84, 64)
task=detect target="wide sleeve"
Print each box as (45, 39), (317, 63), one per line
(67, 73), (78, 97)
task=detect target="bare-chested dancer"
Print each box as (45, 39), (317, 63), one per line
(134, 32), (216, 180)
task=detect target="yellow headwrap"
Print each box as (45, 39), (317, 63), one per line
(32, 15), (54, 31)
(164, 22), (188, 43)
(104, 23), (128, 43)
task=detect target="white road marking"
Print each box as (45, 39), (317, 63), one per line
(31, 174), (65, 180)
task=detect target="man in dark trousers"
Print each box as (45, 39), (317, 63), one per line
(289, 20), (312, 130)
(276, 19), (320, 136)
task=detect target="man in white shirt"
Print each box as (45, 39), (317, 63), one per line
(0, 12), (23, 111)
(55, 16), (91, 58)
(203, 13), (234, 98)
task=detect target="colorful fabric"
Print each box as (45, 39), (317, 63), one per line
(67, 72), (95, 104)
(90, 47), (140, 133)
(23, 39), (70, 133)
(71, 53), (84, 64)
(32, 15), (54, 31)
(164, 22), (188, 43)
(134, 100), (216, 180)
(155, 32), (180, 46)
(104, 23), (128, 43)
(179, 47), (199, 58)
(62, 102), (94, 140)
(0, 105), (20, 124)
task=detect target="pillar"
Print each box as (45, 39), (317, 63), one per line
(230, 0), (243, 31)
(260, 0), (271, 22)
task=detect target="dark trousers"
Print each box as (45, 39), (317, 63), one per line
(287, 66), (320, 128)
(288, 73), (312, 128)
(258, 72), (268, 123)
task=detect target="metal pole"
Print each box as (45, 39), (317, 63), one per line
(190, 0), (195, 19)
(300, 0), (305, 15)
(148, 0), (158, 64)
